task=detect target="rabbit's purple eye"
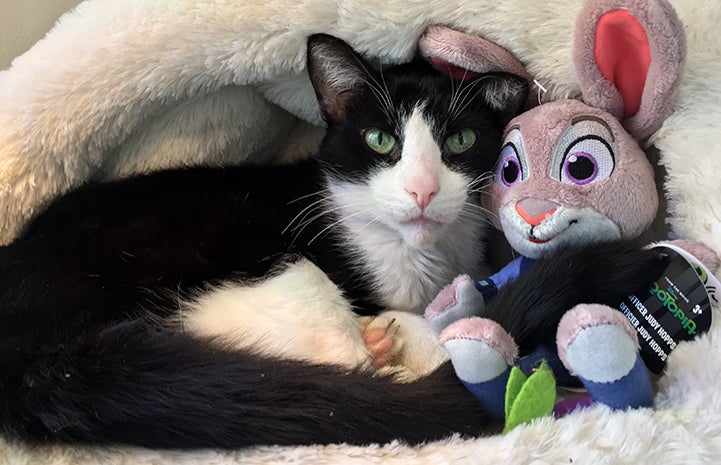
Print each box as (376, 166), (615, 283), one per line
(563, 152), (598, 185)
(496, 143), (524, 187)
(558, 136), (614, 186)
(501, 158), (521, 185)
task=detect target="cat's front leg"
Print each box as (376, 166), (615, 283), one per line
(182, 259), (376, 370)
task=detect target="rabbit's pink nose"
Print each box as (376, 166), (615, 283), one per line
(515, 198), (558, 226)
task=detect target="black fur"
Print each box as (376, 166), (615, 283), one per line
(485, 239), (671, 354)
(0, 34), (668, 449)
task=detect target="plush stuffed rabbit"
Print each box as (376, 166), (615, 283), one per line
(419, 0), (719, 419)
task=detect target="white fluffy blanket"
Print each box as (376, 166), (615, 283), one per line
(1, 0), (721, 463)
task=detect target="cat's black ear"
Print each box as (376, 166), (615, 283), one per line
(473, 72), (529, 125)
(307, 34), (375, 124)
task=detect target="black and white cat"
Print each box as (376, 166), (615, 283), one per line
(0, 34), (667, 449)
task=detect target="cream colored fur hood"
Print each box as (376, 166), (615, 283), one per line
(1, 0), (721, 463)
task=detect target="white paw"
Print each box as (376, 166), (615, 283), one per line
(377, 311), (449, 378)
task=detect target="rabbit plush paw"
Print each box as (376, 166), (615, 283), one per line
(556, 304), (653, 409)
(425, 274), (486, 334)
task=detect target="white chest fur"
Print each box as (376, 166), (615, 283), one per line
(339, 215), (485, 314)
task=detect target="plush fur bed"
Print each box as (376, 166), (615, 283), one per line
(1, 0), (720, 463)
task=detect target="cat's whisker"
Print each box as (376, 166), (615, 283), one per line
(468, 172), (494, 190)
(448, 71), (470, 117)
(306, 208), (375, 246)
(452, 77), (491, 120)
(353, 214), (385, 236)
(456, 76), (495, 120)
(367, 84), (394, 121)
(460, 201), (493, 218)
(176, 283), (185, 333)
(369, 92), (393, 121)
(289, 204), (339, 242)
(353, 62), (394, 120)
(282, 196), (329, 236)
(459, 207), (494, 224)
(288, 200), (370, 246)
(378, 66), (394, 115)
(457, 213), (493, 230)
(448, 71), (466, 116)
(471, 186), (504, 204)
(287, 188), (330, 205)
(282, 189), (333, 235)
(467, 187), (490, 198)
(462, 201), (499, 224)
(448, 75), (457, 116)
(449, 78), (482, 120)
(360, 76), (392, 119)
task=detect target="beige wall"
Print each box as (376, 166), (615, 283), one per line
(0, 0), (82, 70)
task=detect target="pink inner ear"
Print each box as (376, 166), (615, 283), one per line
(594, 10), (651, 118)
(428, 57), (479, 81)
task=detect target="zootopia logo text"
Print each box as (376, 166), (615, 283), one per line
(649, 282), (696, 335)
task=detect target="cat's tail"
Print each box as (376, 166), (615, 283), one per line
(486, 239), (671, 353)
(0, 324), (489, 448)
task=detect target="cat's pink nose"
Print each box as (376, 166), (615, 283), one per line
(405, 178), (439, 210)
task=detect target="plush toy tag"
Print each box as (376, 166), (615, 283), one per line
(618, 245), (719, 374)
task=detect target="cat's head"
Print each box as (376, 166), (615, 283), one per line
(306, 34), (528, 250)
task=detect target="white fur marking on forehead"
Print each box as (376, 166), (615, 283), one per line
(400, 104), (439, 166)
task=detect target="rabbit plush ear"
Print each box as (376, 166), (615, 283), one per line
(418, 26), (536, 108)
(574, 0), (686, 140)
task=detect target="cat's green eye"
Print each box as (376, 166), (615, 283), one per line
(364, 128), (397, 155)
(445, 129), (477, 155)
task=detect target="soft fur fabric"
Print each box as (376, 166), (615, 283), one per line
(1, 0), (720, 463)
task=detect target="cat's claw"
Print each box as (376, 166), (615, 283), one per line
(359, 316), (404, 367)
